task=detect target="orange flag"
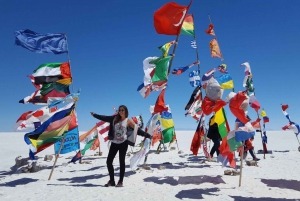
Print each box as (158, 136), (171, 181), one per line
(209, 38), (222, 58)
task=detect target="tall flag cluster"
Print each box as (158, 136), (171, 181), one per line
(14, 29), (80, 160)
(240, 61), (270, 154)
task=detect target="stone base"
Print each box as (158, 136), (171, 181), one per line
(246, 160), (258, 166)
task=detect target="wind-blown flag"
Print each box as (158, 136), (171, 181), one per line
(19, 89), (47, 105)
(216, 73), (234, 90)
(24, 103), (75, 159)
(79, 125), (99, 155)
(228, 91), (251, 124)
(249, 95), (260, 112)
(204, 23), (215, 36)
(189, 70), (201, 87)
(152, 88), (169, 115)
(48, 91), (80, 108)
(154, 2), (190, 35)
(201, 68), (216, 86)
(40, 80), (71, 99)
(190, 115), (205, 155)
(15, 29), (67, 54)
(160, 111), (175, 143)
(14, 106), (58, 131)
(235, 122), (255, 142)
(210, 107), (230, 139)
(137, 83), (151, 99)
(180, 14), (194, 36)
(209, 38), (222, 58)
(185, 86), (202, 121)
(132, 115), (144, 129)
(69, 150), (82, 164)
(281, 104), (300, 136)
(172, 61), (199, 75)
(158, 41), (175, 57)
(218, 64), (227, 73)
(150, 56), (171, 84)
(33, 62), (71, 85)
(190, 40), (197, 49)
(260, 109), (269, 123)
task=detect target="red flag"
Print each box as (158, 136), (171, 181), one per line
(204, 23), (215, 36)
(229, 92), (251, 124)
(152, 88), (168, 115)
(281, 104), (289, 111)
(154, 2), (190, 35)
(190, 120), (202, 155)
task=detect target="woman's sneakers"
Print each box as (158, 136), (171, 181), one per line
(104, 180), (115, 187)
(253, 157), (260, 161)
(115, 181), (123, 187)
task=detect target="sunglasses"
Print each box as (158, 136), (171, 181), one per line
(119, 109), (125, 112)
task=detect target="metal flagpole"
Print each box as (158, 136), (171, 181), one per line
(64, 34), (74, 93)
(256, 111), (266, 159)
(192, 14), (200, 73)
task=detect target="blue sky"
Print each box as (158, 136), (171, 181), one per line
(1, 0), (300, 132)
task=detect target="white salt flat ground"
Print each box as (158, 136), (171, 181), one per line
(0, 131), (300, 201)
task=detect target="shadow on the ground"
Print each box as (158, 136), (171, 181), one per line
(0, 178), (38, 187)
(47, 183), (102, 187)
(230, 196), (298, 201)
(143, 175), (225, 186)
(175, 187), (220, 199)
(261, 179), (300, 192)
(58, 174), (105, 183)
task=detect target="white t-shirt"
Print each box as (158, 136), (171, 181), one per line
(112, 118), (128, 144)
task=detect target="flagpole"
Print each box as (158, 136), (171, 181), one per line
(239, 142), (245, 187)
(208, 14), (224, 62)
(256, 111), (266, 159)
(64, 34), (74, 93)
(48, 101), (76, 180)
(167, 0), (193, 76)
(192, 14), (200, 72)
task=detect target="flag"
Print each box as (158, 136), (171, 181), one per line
(40, 80), (71, 100)
(203, 135), (211, 158)
(54, 127), (80, 154)
(160, 111), (175, 143)
(216, 73), (234, 90)
(204, 23), (215, 36)
(24, 103), (75, 159)
(19, 89), (47, 105)
(96, 121), (110, 142)
(69, 150), (82, 164)
(153, 2), (189, 35)
(180, 14), (194, 36)
(152, 88), (169, 115)
(15, 29), (67, 54)
(185, 87), (202, 121)
(172, 61), (199, 75)
(33, 62), (71, 85)
(14, 106), (58, 131)
(235, 122), (255, 142)
(218, 64), (227, 73)
(48, 91), (80, 108)
(190, 40), (197, 49)
(249, 95), (260, 112)
(137, 83), (151, 98)
(132, 115), (144, 129)
(210, 107), (230, 139)
(260, 109), (269, 123)
(189, 70), (201, 87)
(150, 56), (171, 84)
(158, 41), (175, 57)
(201, 68), (216, 86)
(228, 91), (251, 124)
(209, 38), (222, 58)
(190, 115), (204, 155)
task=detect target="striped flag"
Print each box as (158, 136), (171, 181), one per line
(203, 135), (211, 158)
(191, 40), (197, 49)
(95, 121), (110, 142)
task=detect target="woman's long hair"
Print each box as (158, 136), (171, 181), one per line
(114, 105), (129, 125)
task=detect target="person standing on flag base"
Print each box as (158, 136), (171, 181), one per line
(90, 105), (152, 187)
(207, 114), (221, 158)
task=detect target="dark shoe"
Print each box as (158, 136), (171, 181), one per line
(253, 158), (260, 161)
(115, 181), (123, 187)
(104, 180), (115, 187)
